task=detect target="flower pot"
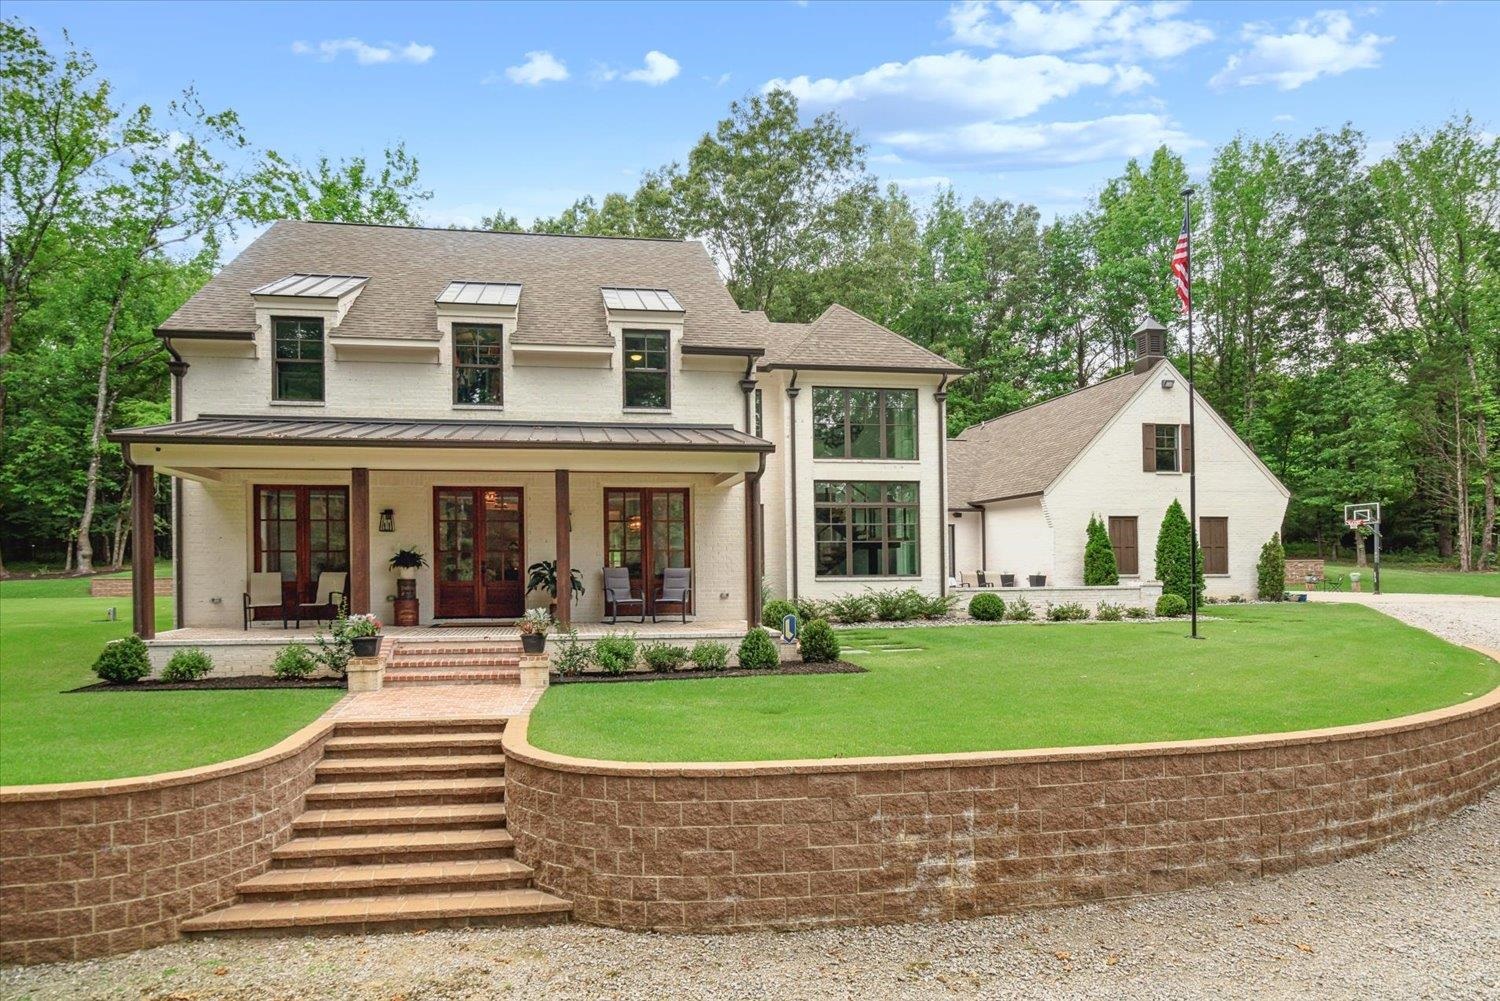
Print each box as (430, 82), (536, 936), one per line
(521, 633), (546, 654)
(1028, 574), (1047, 587)
(351, 635), (381, 657)
(397, 566), (418, 581)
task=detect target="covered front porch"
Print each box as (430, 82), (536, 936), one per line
(111, 416), (770, 647)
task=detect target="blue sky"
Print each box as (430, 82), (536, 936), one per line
(12, 1), (1498, 230)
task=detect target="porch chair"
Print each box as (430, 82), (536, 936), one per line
(976, 571), (997, 588)
(294, 571), (347, 628)
(960, 571), (980, 589)
(243, 572), (288, 630)
(602, 566), (645, 625)
(653, 567), (693, 624)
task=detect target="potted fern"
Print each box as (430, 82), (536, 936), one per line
(518, 607), (552, 653)
(388, 547), (428, 580)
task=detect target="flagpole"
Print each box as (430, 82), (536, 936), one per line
(1182, 185), (1200, 640)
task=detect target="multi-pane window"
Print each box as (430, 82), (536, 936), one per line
(1155, 424), (1180, 472)
(812, 388), (917, 459)
(253, 486), (348, 603)
(623, 329), (670, 409)
(453, 323), (504, 406)
(814, 481), (919, 577)
(272, 317), (325, 402)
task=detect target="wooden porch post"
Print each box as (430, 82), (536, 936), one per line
(131, 463), (156, 639)
(555, 469), (571, 628)
(349, 468), (370, 615)
(745, 465), (763, 631)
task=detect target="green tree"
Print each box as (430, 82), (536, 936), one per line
(243, 142), (431, 225)
(1257, 533), (1287, 601)
(1084, 514), (1119, 586)
(1154, 499), (1204, 604)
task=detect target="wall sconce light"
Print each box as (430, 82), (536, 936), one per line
(378, 508), (395, 532)
(1161, 378), (1175, 390)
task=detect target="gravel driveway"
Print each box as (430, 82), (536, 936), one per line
(5, 793), (1496, 1001)
(1308, 591), (1500, 653)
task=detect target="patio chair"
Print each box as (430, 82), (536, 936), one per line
(294, 571), (347, 628)
(976, 571), (997, 588)
(243, 572), (287, 630)
(654, 567), (693, 624)
(603, 566), (645, 624)
(960, 571), (980, 589)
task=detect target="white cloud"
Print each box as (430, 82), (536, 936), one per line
(1211, 10), (1391, 91)
(1272, 113), (1295, 123)
(708, 72), (733, 87)
(623, 51), (681, 85)
(767, 50), (1117, 121)
(946, 1), (1213, 60)
(504, 50), (570, 86)
(291, 38), (435, 65)
(1110, 64), (1155, 93)
(880, 112), (1201, 167)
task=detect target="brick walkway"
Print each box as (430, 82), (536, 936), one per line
(324, 684), (544, 722)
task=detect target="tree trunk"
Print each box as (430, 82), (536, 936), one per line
(73, 274), (131, 576)
(1468, 349), (1495, 568)
(1454, 396), (1472, 572)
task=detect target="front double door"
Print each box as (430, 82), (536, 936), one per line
(604, 487), (691, 615)
(434, 487), (524, 618)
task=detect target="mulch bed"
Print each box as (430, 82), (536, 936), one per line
(68, 676), (344, 693)
(551, 660), (866, 684)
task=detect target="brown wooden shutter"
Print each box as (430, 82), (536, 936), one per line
(1200, 517), (1228, 575)
(1142, 423), (1155, 472)
(1180, 423), (1193, 473)
(1108, 516), (1139, 575)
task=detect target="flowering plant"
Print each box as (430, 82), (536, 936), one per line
(341, 613), (382, 639)
(519, 607), (552, 636)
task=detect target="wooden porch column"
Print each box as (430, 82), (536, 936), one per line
(131, 463), (156, 639)
(349, 468), (370, 615)
(555, 469), (571, 628)
(745, 465), (763, 631)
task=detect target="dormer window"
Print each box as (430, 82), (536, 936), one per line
(454, 323), (504, 406)
(623, 329), (670, 409)
(272, 317), (325, 402)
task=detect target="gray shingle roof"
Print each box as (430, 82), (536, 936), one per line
(758, 304), (966, 374)
(948, 363), (1158, 504)
(158, 221), (764, 351)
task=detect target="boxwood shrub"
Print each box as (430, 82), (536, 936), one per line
(161, 647), (214, 682)
(798, 619), (840, 663)
(968, 592), (1005, 621)
(1155, 593), (1189, 617)
(689, 639), (730, 671)
(737, 628), (779, 670)
(762, 599), (797, 629)
(93, 635), (151, 684)
(640, 641), (690, 672)
(272, 642), (317, 679)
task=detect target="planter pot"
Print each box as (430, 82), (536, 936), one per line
(397, 567), (418, 581)
(351, 635), (381, 657)
(521, 633), (547, 654)
(1028, 574), (1047, 587)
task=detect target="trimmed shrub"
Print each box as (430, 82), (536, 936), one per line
(690, 640), (730, 672)
(1156, 593), (1189, 618)
(641, 642), (690, 672)
(593, 633), (638, 675)
(919, 592), (959, 620)
(161, 647), (213, 682)
(93, 636), (150, 684)
(552, 628), (594, 675)
(869, 587), (924, 622)
(1084, 514), (1120, 586)
(737, 628), (779, 671)
(1047, 601), (1090, 621)
(1154, 499), (1204, 605)
(1257, 533), (1287, 601)
(272, 642), (317, 680)
(1095, 601), (1125, 621)
(1004, 597), (1036, 622)
(762, 599), (797, 629)
(968, 592), (1005, 621)
(825, 593), (874, 624)
(793, 596), (826, 623)
(798, 619), (841, 663)
(1124, 605), (1153, 619)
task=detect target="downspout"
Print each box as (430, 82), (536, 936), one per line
(163, 337), (188, 631)
(745, 450), (767, 629)
(934, 374), (950, 596)
(786, 370), (801, 602)
(739, 353), (757, 434)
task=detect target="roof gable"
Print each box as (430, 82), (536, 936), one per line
(759, 304), (966, 375)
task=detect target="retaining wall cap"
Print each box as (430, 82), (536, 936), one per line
(504, 679), (1500, 778)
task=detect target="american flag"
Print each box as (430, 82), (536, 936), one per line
(1171, 209), (1191, 314)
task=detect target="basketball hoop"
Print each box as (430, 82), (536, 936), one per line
(1341, 502), (1384, 596)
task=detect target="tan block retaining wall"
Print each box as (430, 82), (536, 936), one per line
(89, 577), (173, 598)
(0, 717), (335, 965)
(503, 686), (1500, 933)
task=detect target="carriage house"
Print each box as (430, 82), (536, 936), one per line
(110, 221), (964, 643)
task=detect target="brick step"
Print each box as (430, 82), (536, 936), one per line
(390, 643), (522, 657)
(304, 776), (505, 806)
(315, 754), (506, 779)
(387, 656), (523, 670)
(383, 672), (521, 687)
(329, 719), (506, 737)
(270, 828), (513, 867)
(180, 887), (570, 936)
(322, 731), (505, 757)
(293, 803), (506, 835)
(237, 858), (533, 900)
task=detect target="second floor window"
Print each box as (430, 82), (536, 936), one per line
(1155, 424), (1179, 472)
(453, 323), (504, 406)
(812, 388), (917, 459)
(273, 317), (324, 402)
(623, 329), (669, 409)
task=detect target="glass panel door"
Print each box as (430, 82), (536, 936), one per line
(434, 489), (478, 617)
(252, 485), (349, 615)
(604, 488), (690, 614)
(480, 488), (524, 617)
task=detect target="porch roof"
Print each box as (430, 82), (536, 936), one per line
(110, 415), (773, 453)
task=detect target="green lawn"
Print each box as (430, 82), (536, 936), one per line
(1320, 561), (1500, 597)
(0, 577), (340, 786)
(529, 604), (1499, 762)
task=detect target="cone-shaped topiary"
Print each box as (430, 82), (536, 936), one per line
(1257, 532), (1286, 601)
(1154, 499), (1204, 604)
(1084, 514), (1119, 586)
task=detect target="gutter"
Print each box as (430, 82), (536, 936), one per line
(786, 369), (801, 602)
(739, 353), (758, 435)
(934, 374), (950, 596)
(163, 337), (188, 631)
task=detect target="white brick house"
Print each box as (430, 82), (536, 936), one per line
(110, 221), (964, 638)
(946, 321), (1290, 598)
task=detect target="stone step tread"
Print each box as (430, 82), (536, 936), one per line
(305, 777), (505, 801)
(271, 828), (513, 859)
(239, 858), (531, 894)
(384, 676), (520, 687)
(293, 804), (506, 831)
(316, 754), (506, 774)
(181, 888), (570, 932)
(384, 663), (522, 672)
(324, 732), (505, 752)
(391, 644), (522, 655)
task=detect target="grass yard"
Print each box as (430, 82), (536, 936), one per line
(0, 577), (340, 786)
(1320, 561), (1500, 597)
(529, 604), (1499, 763)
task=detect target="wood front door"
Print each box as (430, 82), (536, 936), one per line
(253, 485), (349, 616)
(434, 487), (525, 618)
(604, 488), (691, 615)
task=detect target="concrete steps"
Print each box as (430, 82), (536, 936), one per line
(180, 718), (568, 939)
